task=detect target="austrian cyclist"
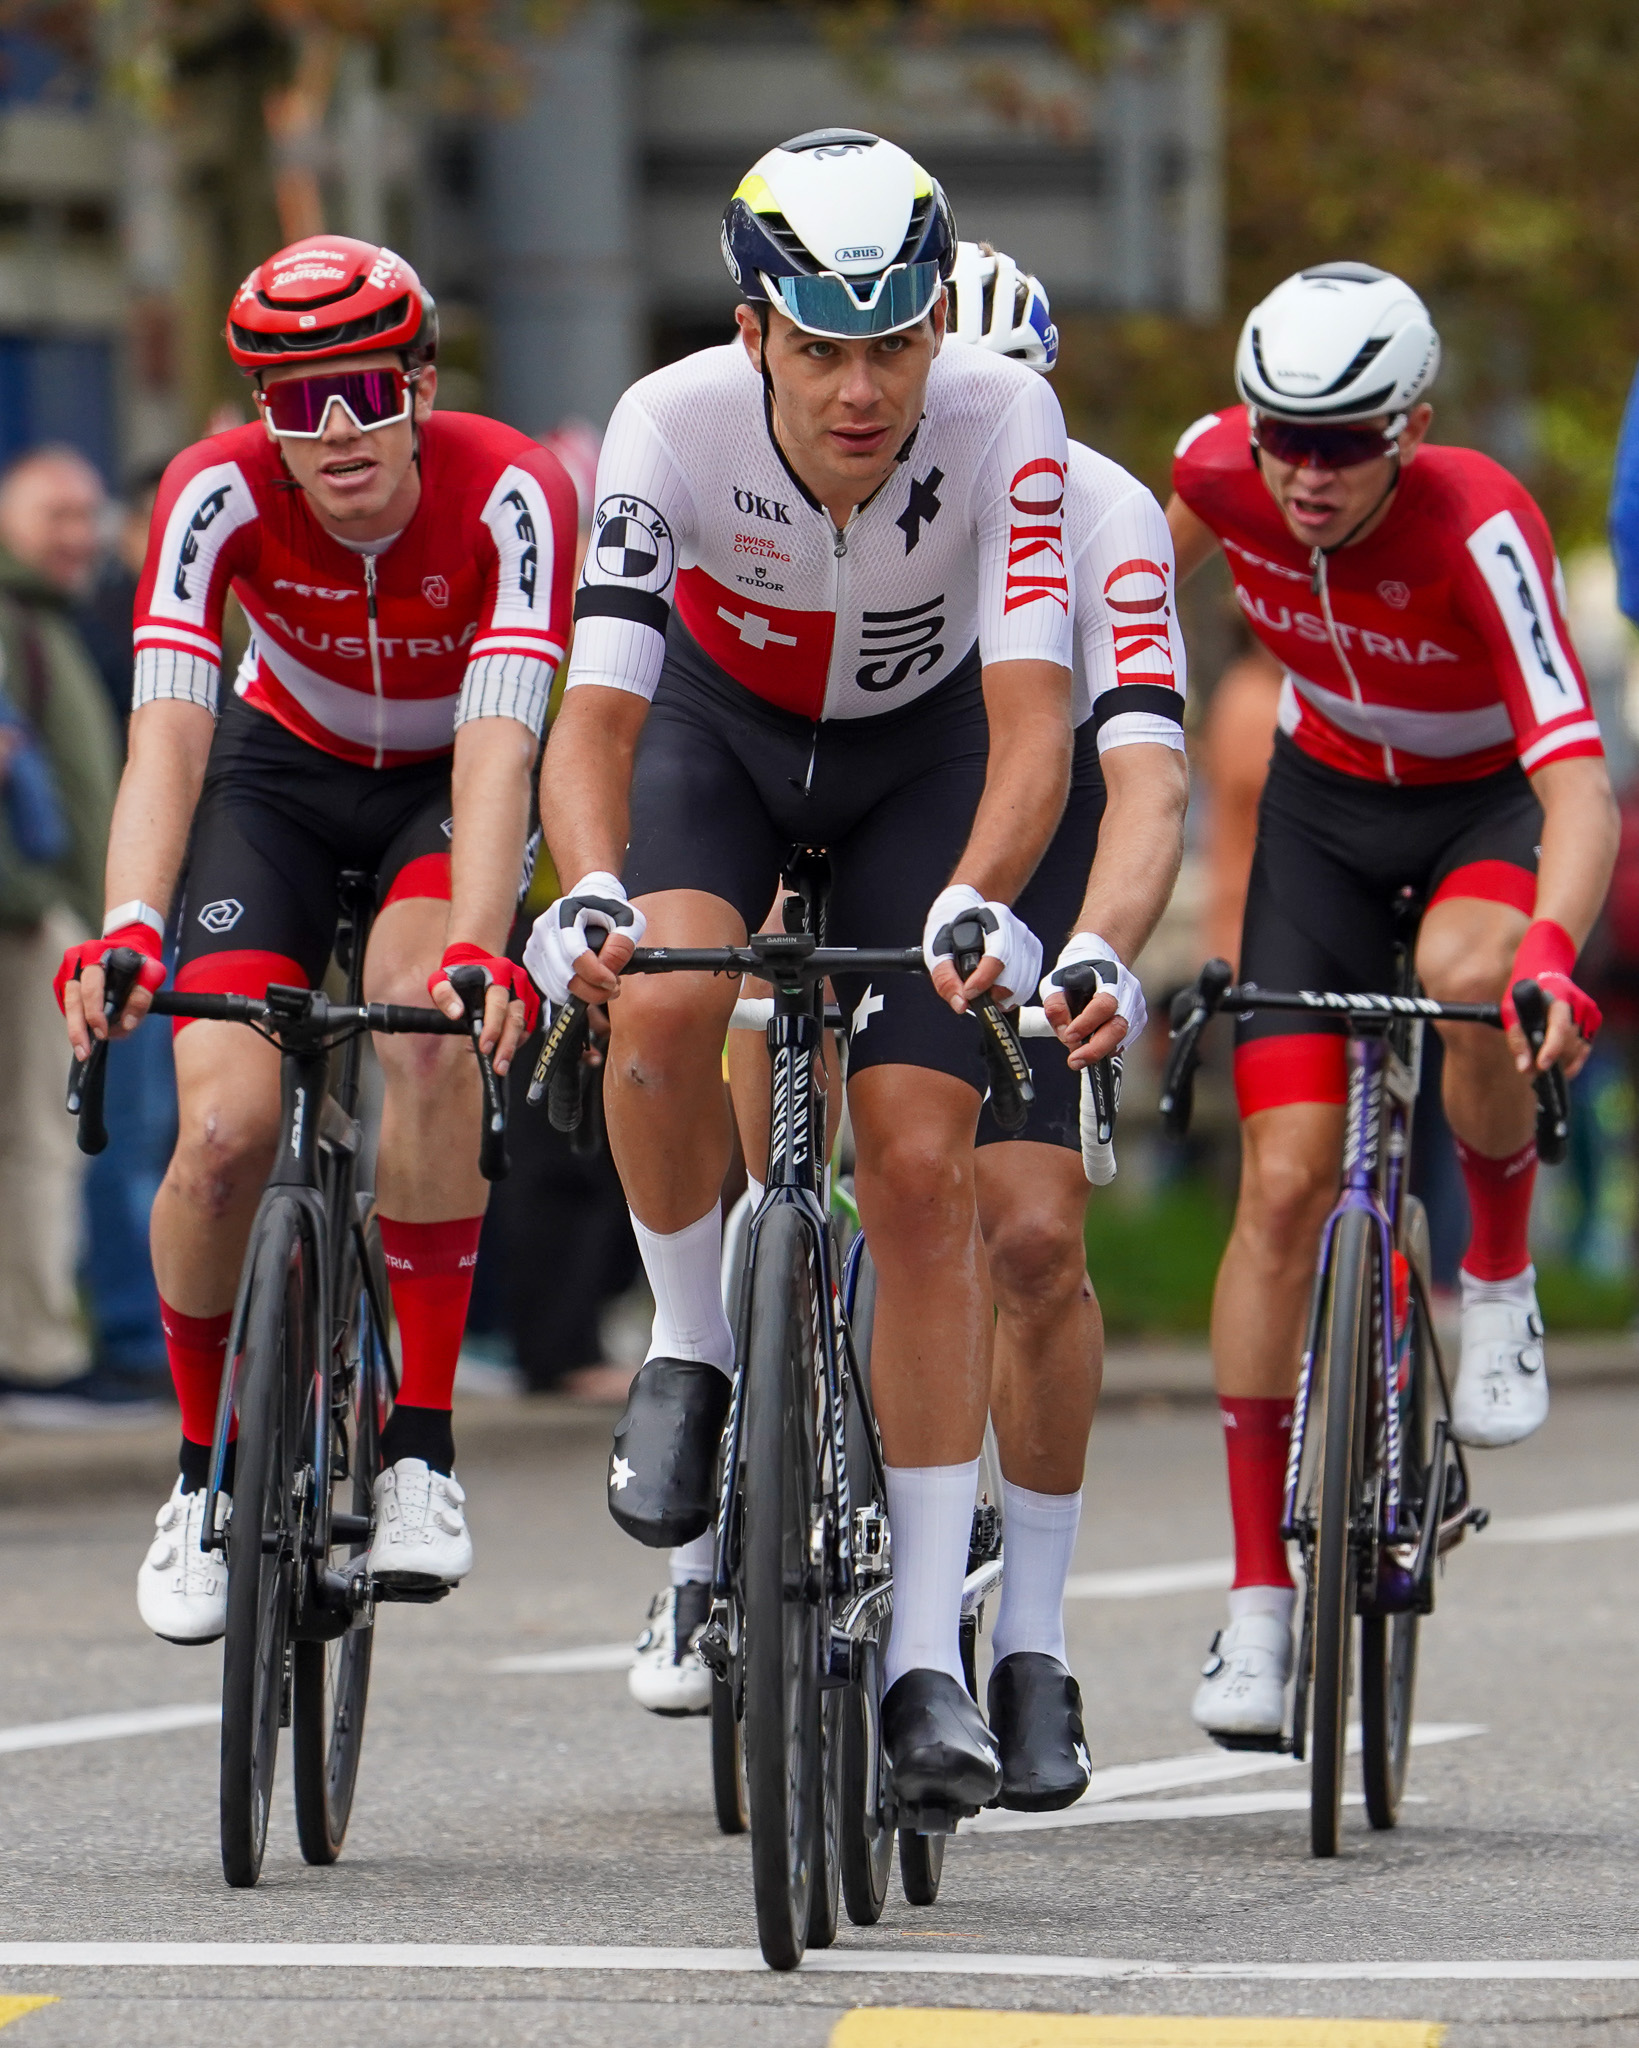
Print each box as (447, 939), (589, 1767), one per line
(628, 239), (1189, 1813)
(57, 236), (576, 1644)
(525, 132), (1077, 1813)
(1169, 263), (1617, 1742)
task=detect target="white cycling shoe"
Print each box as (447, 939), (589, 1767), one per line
(367, 1459), (472, 1586)
(1191, 1611), (1292, 1742)
(137, 1478), (229, 1645)
(628, 1583), (712, 1716)
(1451, 1284), (1548, 1448)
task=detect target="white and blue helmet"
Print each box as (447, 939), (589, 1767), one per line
(1235, 262), (1439, 421)
(946, 240), (1057, 372)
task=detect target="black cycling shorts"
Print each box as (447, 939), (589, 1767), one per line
(975, 719), (1105, 1151)
(174, 695), (454, 1014)
(1235, 732), (1541, 1114)
(625, 632), (1000, 1093)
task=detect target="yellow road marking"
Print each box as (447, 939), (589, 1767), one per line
(830, 2015), (1444, 2048)
(0, 1999), (55, 2030)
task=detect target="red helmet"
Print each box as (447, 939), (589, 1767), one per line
(225, 235), (438, 373)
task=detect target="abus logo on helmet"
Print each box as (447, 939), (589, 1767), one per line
(833, 245), (883, 264)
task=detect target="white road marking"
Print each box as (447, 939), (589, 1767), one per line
(975, 1790), (1428, 1827)
(1065, 1559), (1232, 1600)
(971, 1723), (1481, 1834)
(1484, 1500), (1639, 1545)
(0, 1704), (219, 1756)
(0, 1943), (1637, 1980)
(491, 1644), (634, 1675)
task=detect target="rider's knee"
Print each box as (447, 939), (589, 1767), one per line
(856, 1131), (971, 1252)
(986, 1199), (1086, 1315)
(1421, 952), (1507, 1011)
(169, 1096), (279, 1217)
(609, 975), (727, 1091)
(375, 1022), (466, 1092)
(1239, 1142), (1335, 1248)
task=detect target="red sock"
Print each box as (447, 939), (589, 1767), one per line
(1221, 1396), (1295, 1590)
(160, 1302), (233, 1447)
(378, 1216), (484, 1409)
(1453, 1136), (1536, 1281)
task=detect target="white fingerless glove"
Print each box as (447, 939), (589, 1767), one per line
(922, 883), (1043, 1010)
(1041, 931), (1148, 1052)
(522, 872), (646, 1007)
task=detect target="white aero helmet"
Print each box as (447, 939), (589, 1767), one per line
(722, 129), (956, 339)
(946, 240), (1058, 371)
(1235, 262), (1440, 421)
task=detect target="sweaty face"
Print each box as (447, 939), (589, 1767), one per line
(259, 350), (436, 530)
(1256, 405), (1432, 554)
(740, 301), (943, 517)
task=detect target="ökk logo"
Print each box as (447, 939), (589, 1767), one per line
(198, 898), (244, 934)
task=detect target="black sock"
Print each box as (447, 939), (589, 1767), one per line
(179, 1437), (235, 1495)
(379, 1403), (455, 1476)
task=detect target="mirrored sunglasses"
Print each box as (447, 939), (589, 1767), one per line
(769, 261), (944, 340)
(258, 367), (417, 438)
(1251, 411), (1407, 471)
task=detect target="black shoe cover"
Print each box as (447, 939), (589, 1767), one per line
(881, 1668), (1001, 1821)
(986, 1651), (1092, 1812)
(607, 1358), (731, 1547)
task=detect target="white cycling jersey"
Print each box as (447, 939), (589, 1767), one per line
(1065, 440), (1186, 749)
(565, 339), (1074, 720)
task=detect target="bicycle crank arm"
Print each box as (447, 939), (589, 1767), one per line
(960, 1556), (1003, 1617)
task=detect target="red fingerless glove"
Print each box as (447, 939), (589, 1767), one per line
(431, 943), (541, 1035)
(1502, 918), (1602, 1043)
(53, 924), (166, 1016)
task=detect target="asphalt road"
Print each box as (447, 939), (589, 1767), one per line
(1, 1357), (1638, 2047)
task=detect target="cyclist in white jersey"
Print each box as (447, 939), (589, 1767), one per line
(630, 241), (1190, 1810)
(527, 133), (1080, 1811)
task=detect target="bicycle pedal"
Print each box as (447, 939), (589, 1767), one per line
(1205, 1730), (1290, 1754)
(371, 1576), (453, 1605)
(696, 1618), (731, 1681)
(890, 1799), (968, 1836)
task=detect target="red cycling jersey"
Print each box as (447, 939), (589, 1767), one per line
(1173, 406), (1601, 787)
(133, 413), (577, 770)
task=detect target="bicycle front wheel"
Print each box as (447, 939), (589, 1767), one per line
(293, 1202), (387, 1864)
(838, 1242), (891, 1927)
(1308, 1205), (1374, 1860)
(220, 1199), (313, 1887)
(741, 1202), (825, 1971)
(1361, 1197), (1430, 1831)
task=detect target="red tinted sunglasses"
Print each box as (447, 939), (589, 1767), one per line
(258, 367), (419, 438)
(1251, 411), (1406, 471)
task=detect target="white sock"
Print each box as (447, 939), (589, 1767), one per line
(1460, 1262), (1536, 1310)
(882, 1461), (978, 1691)
(990, 1481), (1081, 1667)
(668, 1531), (715, 1587)
(1227, 1584), (1297, 1626)
(629, 1206), (734, 1375)
(745, 1175), (765, 1209)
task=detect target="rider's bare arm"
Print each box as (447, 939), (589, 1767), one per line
(1516, 752), (1619, 1079)
(537, 684), (649, 1002)
(64, 699), (214, 1060)
(427, 715), (541, 1069)
(1048, 743), (1190, 1067)
(930, 657), (1072, 1007)
(1166, 494), (1223, 584)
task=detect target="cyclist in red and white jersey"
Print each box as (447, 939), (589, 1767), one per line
(57, 236), (577, 1645)
(1168, 263), (1617, 1741)
(527, 132), (1083, 1812)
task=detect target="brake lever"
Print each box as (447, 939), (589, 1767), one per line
(447, 963), (509, 1181)
(1158, 957), (1234, 1140)
(66, 945), (144, 1156)
(950, 914), (1034, 1135)
(1511, 977), (1570, 1167)
(526, 926), (608, 1124)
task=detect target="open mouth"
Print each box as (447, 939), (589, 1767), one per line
(321, 456), (377, 481)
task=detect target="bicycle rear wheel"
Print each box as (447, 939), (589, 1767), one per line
(220, 1199), (313, 1887)
(838, 1243), (892, 1927)
(1361, 1197), (1430, 1831)
(293, 1203), (387, 1864)
(1308, 1205), (1374, 1860)
(710, 1676), (748, 1834)
(741, 1203), (824, 1971)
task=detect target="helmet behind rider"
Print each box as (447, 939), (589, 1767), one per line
(946, 241), (1057, 372)
(721, 129), (956, 339)
(1235, 261), (1438, 423)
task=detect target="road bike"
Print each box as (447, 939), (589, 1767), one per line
(534, 849), (1035, 1968)
(68, 872), (508, 1887)
(1160, 910), (1568, 1857)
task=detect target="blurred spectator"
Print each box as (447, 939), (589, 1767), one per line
(0, 447), (123, 1416)
(1196, 636), (1283, 973)
(75, 459), (167, 725)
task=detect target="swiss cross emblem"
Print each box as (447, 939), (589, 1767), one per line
(422, 574), (450, 607)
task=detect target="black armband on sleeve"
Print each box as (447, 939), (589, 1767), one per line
(574, 585), (671, 634)
(1091, 683), (1185, 735)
